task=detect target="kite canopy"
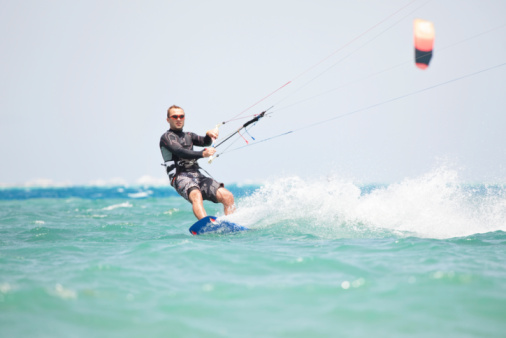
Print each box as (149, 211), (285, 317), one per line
(414, 19), (435, 70)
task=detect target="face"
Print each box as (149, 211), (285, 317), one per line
(167, 108), (185, 131)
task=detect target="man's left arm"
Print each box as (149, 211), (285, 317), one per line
(192, 128), (219, 147)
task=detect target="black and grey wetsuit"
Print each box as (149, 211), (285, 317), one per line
(159, 129), (223, 203)
(160, 129), (212, 177)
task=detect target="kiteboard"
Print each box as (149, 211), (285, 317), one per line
(189, 216), (248, 235)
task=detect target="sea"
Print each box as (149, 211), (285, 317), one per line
(1, 168), (505, 337)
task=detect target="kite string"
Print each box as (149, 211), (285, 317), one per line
(219, 21), (506, 128)
(223, 0), (423, 124)
(217, 61), (506, 157)
(213, 5), (506, 160)
(289, 0), (424, 83)
(271, 0), (433, 109)
(274, 22), (506, 113)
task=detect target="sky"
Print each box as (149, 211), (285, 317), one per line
(1, 0), (505, 186)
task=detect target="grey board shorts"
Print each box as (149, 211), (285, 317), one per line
(172, 171), (224, 203)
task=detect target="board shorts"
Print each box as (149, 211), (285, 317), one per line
(172, 171), (224, 203)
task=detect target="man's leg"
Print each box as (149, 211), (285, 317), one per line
(188, 189), (207, 220)
(216, 187), (235, 215)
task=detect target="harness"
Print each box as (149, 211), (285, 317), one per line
(162, 159), (200, 185)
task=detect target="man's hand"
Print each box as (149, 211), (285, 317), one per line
(202, 147), (216, 158)
(206, 128), (219, 140)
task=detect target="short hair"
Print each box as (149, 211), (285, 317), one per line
(167, 105), (183, 118)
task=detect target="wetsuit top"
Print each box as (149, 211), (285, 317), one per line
(159, 129), (213, 175)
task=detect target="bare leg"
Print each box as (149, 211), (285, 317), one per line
(188, 189), (207, 220)
(216, 187), (236, 215)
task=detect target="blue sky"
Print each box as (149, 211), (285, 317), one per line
(1, 0), (505, 186)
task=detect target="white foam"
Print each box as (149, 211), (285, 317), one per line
(127, 191), (153, 198)
(53, 284), (77, 300)
(0, 283), (12, 293)
(232, 167), (506, 239)
(102, 202), (133, 211)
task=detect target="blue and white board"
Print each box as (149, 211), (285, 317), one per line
(189, 216), (248, 235)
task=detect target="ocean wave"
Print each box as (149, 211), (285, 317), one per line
(0, 175), (268, 189)
(0, 175), (167, 188)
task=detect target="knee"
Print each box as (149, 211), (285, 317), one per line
(218, 188), (234, 205)
(189, 189), (203, 204)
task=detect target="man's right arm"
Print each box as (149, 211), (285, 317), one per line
(202, 147), (216, 158)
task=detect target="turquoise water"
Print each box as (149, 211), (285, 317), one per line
(1, 169), (506, 337)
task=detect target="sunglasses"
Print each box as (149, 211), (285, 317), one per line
(169, 114), (185, 120)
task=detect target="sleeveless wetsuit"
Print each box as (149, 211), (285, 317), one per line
(159, 129), (224, 203)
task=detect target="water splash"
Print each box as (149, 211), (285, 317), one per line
(232, 167), (506, 239)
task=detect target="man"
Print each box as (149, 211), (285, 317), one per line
(160, 105), (235, 220)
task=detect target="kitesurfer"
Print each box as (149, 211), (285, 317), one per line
(160, 105), (235, 220)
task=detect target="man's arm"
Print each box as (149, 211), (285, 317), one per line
(192, 132), (213, 147)
(191, 132), (216, 158)
(161, 133), (204, 160)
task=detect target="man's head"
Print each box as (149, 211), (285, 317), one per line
(167, 105), (185, 131)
